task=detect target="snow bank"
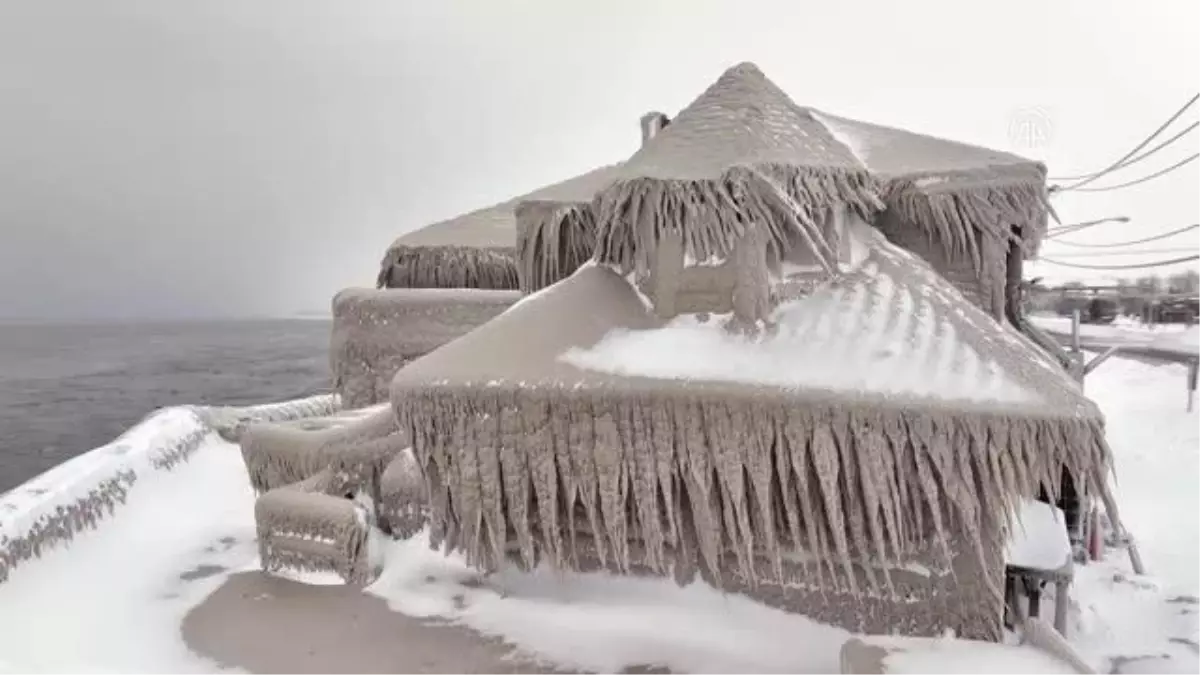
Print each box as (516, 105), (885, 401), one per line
(1030, 315), (1198, 357)
(368, 534), (850, 673)
(1152, 324), (1199, 356)
(1084, 357), (1199, 596)
(1005, 500), (1072, 571)
(868, 635), (1078, 673)
(1064, 355), (1200, 673)
(0, 430), (258, 672)
(0, 407), (211, 585)
(0, 395), (336, 672)
(0, 395), (335, 581)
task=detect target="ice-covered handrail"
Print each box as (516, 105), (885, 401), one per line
(0, 394), (339, 583)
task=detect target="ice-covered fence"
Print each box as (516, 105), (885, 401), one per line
(1056, 310), (1199, 413)
(0, 394), (338, 583)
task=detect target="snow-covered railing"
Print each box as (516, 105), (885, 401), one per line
(0, 394), (339, 583)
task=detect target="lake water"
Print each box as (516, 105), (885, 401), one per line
(0, 319), (332, 492)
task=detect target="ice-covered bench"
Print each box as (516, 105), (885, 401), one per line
(241, 406), (425, 585)
(1004, 499), (1074, 635)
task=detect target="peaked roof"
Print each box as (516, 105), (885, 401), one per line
(808, 110), (1040, 183)
(605, 62), (1043, 187)
(377, 164), (624, 289)
(389, 164), (623, 251)
(591, 63), (883, 277)
(583, 62), (1050, 281)
(614, 62), (868, 180)
(394, 224), (1090, 419)
(390, 223), (1110, 590)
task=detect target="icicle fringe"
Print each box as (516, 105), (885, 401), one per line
(886, 173), (1051, 268)
(516, 201), (598, 293)
(377, 245), (519, 290)
(392, 383), (1109, 632)
(591, 164), (884, 277)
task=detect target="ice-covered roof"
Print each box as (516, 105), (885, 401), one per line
(377, 164), (624, 289)
(389, 164), (623, 251)
(807, 110), (1041, 184)
(589, 63), (883, 280)
(611, 63), (867, 181)
(576, 62), (1052, 285)
(597, 62), (1042, 190)
(393, 222), (1091, 419)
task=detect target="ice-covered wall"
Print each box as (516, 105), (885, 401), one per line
(875, 207), (1007, 320)
(330, 287), (519, 409)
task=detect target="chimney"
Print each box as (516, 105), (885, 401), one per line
(639, 111), (670, 145)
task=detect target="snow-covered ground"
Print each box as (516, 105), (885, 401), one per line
(0, 359), (1196, 673)
(1030, 314), (1199, 357)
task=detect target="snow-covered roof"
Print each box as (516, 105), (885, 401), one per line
(806, 107), (1052, 257)
(388, 164), (623, 250)
(612, 63), (868, 180)
(377, 164), (623, 289)
(395, 221), (1088, 417)
(545, 62), (1052, 296)
(807, 109), (1040, 183)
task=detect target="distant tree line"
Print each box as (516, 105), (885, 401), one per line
(1057, 270), (1200, 296)
(1026, 270), (1199, 323)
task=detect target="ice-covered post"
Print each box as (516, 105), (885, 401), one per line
(1187, 357), (1198, 413)
(1083, 346), (1120, 377)
(1070, 309), (1081, 351)
(1069, 309), (1085, 381)
(649, 229), (684, 320)
(725, 222), (775, 335)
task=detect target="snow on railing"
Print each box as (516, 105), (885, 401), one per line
(0, 394), (339, 583)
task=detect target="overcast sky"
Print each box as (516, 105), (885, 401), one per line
(0, 0), (1196, 320)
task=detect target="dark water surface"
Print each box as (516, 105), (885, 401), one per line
(0, 319), (332, 492)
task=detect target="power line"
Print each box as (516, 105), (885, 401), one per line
(1036, 254), (1200, 270)
(1050, 223), (1199, 247)
(1046, 216), (1130, 237)
(1070, 145), (1200, 190)
(1049, 121), (1198, 180)
(1050, 93), (1198, 192)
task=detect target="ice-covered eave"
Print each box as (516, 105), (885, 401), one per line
(395, 359), (1111, 599)
(806, 105), (1051, 254)
(590, 163), (885, 280)
(376, 243), (520, 291)
(888, 162), (1049, 203)
(515, 199), (598, 293)
(393, 367), (1102, 428)
(882, 166), (1053, 267)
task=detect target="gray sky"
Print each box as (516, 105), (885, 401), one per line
(0, 0), (1196, 320)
